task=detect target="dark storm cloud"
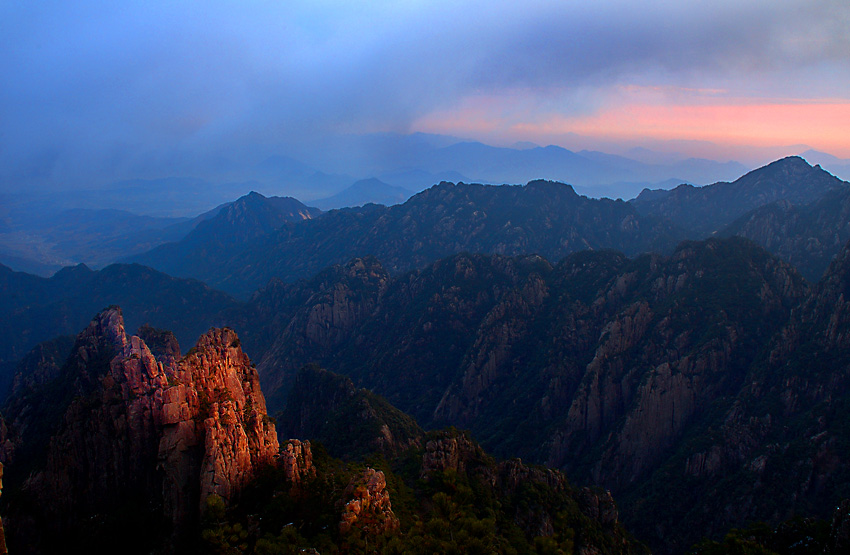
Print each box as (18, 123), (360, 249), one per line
(1, 0), (847, 189)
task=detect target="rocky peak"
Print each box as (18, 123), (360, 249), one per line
(279, 439), (314, 484)
(176, 327), (266, 414)
(137, 324), (181, 362)
(338, 467), (399, 535)
(421, 430), (491, 478)
(526, 179), (580, 197)
(84, 305), (128, 349)
(3, 308), (279, 550)
(159, 325), (278, 522)
(632, 156), (846, 237)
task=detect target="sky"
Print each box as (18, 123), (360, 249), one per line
(2, 0), (849, 191)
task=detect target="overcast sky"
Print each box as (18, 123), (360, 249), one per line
(2, 0), (849, 190)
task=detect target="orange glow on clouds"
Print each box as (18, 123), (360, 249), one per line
(543, 101), (850, 152)
(415, 95), (850, 158)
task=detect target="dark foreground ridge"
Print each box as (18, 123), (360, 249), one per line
(0, 309), (644, 554)
(231, 235), (850, 552)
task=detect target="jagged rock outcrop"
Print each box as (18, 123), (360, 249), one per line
(421, 432), (489, 478)
(1, 307), (278, 552)
(279, 439), (315, 484)
(24, 316), (170, 521)
(338, 468), (399, 535)
(157, 326), (279, 525)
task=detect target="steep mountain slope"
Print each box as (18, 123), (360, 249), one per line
(138, 179), (679, 298)
(132, 191), (321, 285)
(232, 237), (850, 552)
(719, 186), (850, 281)
(618, 239), (850, 552)
(0, 262), (238, 366)
(632, 157), (847, 236)
(0, 308), (278, 553)
(243, 238), (803, 432)
(277, 364), (423, 460)
(207, 366), (646, 555)
(0, 310), (645, 554)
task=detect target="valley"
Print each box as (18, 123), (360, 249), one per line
(2, 157), (850, 553)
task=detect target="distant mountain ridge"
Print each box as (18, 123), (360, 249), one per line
(131, 192), (320, 288)
(130, 157), (846, 300)
(719, 186), (850, 281)
(632, 156), (847, 236)
(412, 142), (748, 189)
(132, 179), (679, 298)
(0, 198), (233, 275)
(310, 178), (414, 210)
(295, 133), (750, 191)
(0, 261), (237, 365)
(180, 191), (320, 242)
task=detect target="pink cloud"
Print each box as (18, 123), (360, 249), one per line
(415, 94), (850, 158)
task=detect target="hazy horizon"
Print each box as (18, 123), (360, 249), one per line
(2, 1), (849, 196)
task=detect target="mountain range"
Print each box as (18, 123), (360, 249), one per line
(128, 156), (847, 298)
(132, 179), (680, 298)
(4, 154), (850, 553)
(632, 156), (846, 236)
(0, 261), (237, 369)
(2, 133), (761, 275)
(227, 236), (850, 552)
(290, 133), (750, 190)
(0, 307), (644, 554)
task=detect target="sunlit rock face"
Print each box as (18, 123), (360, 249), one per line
(1, 307), (278, 548)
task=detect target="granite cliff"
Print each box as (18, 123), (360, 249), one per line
(239, 236), (850, 552)
(198, 379), (645, 555)
(0, 307), (278, 553)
